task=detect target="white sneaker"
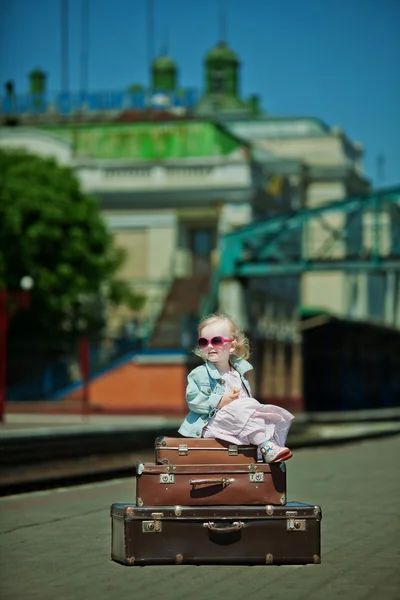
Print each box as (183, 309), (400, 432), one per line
(259, 441), (292, 463)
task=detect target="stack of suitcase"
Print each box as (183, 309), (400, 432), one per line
(110, 436), (322, 566)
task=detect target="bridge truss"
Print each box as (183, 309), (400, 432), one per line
(218, 186), (400, 278)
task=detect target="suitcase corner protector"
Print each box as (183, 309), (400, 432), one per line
(266, 553), (274, 564)
(313, 505), (322, 520)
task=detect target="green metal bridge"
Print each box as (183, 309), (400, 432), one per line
(202, 186), (400, 316)
(198, 186), (400, 411)
(219, 185), (400, 277)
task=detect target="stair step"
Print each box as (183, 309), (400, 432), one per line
(149, 276), (210, 348)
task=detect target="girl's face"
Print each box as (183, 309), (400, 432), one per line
(199, 319), (236, 369)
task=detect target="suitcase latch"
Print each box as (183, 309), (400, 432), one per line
(287, 519), (306, 531)
(142, 520), (162, 532)
(142, 512), (164, 533)
(249, 472), (264, 483)
(178, 444), (188, 456)
(247, 463), (258, 472)
(228, 445), (238, 456)
(160, 473), (175, 484)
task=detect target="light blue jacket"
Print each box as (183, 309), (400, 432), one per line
(178, 358), (253, 438)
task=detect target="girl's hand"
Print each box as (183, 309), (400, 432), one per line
(218, 388), (240, 408)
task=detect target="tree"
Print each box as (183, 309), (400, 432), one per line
(0, 149), (145, 342)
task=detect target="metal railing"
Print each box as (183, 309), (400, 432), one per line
(1, 88), (198, 116)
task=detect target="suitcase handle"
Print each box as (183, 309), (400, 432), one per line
(203, 521), (244, 533)
(189, 478), (235, 488)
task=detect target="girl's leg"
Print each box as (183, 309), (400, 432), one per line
(259, 440), (292, 463)
(244, 416), (292, 463)
(245, 420), (275, 446)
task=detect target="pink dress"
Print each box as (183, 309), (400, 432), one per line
(203, 369), (294, 448)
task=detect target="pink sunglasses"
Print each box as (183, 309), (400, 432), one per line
(197, 336), (233, 349)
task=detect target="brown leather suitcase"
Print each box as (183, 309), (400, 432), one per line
(155, 436), (259, 465)
(110, 502), (322, 566)
(136, 462), (287, 506)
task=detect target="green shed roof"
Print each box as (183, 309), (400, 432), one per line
(298, 305), (335, 318)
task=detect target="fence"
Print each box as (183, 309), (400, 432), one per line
(6, 332), (143, 402)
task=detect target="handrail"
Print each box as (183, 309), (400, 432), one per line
(137, 250), (181, 345)
(199, 268), (220, 318)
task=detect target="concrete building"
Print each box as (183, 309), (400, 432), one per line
(225, 118), (371, 320)
(1, 40), (396, 351)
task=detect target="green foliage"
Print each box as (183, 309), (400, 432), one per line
(0, 149), (145, 339)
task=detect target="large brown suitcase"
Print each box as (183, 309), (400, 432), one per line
(155, 436), (259, 465)
(136, 461), (287, 506)
(110, 502), (322, 566)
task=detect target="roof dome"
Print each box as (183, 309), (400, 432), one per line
(152, 56), (177, 71)
(205, 42), (239, 64)
(29, 68), (46, 78)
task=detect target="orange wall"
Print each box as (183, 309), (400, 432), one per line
(66, 361), (187, 415)
(64, 349), (303, 415)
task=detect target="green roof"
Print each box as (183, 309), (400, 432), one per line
(205, 42), (239, 64)
(39, 121), (244, 161)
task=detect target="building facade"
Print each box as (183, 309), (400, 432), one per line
(1, 40), (395, 358)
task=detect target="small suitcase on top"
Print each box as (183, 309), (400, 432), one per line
(136, 461), (287, 507)
(110, 501), (322, 566)
(155, 436), (259, 465)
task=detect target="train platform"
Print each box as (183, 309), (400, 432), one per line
(1, 435), (399, 600)
(1, 406), (399, 495)
(1, 404), (400, 434)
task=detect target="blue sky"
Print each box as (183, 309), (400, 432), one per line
(1, 0), (399, 187)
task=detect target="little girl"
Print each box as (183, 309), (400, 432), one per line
(178, 313), (294, 463)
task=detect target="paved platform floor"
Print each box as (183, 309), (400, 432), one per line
(0, 435), (399, 600)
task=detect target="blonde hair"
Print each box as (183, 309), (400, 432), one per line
(194, 312), (250, 360)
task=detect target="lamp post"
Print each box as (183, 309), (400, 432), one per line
(79, 335), (90, 416)
(75, 312), (90, 417)
(0, 276), (34, 423)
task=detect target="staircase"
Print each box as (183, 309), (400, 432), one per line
(149, 276), (210, 348)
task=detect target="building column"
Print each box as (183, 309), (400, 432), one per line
(385, 271), (399, 327)
(258, 339), (274, 401)
(272, 340), (286, 401)
(218, 279), (249, 330)
(290, 340), (303, 412)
